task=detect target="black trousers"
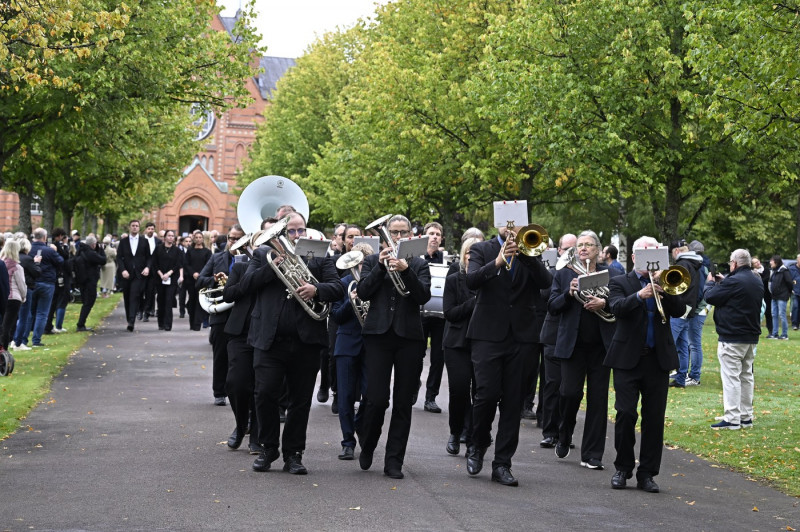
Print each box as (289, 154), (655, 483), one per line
(178, 281), (187, 316)
(540, 347), (561, 439)
(77, 281), (98, 328)
(558, 343), (610, 462)
(123, 276), (147, 326)
(359, 331), (424, 469)
(185, 281), (203, 330)
(444, 345), (474, 444)
(423, 317), (445, 401)
(209, 323), (229, 398)
(253, 338), (319, 455)
(227, 335), (258, 445)
(524, 344), (545, 414)
(336, 351), (366, 448)
(613, 352), (669, 480)
(1, 299), (21, 349)
(143, 274), (157, 316)
(156, 282), (177, 329)
(471, 337), (528, 469)
(321, 321), (338, 394)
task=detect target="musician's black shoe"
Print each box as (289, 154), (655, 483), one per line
(283, 452), (308, 475)
(491, 466), (518, 486)
(359, 448), (373, 470)
(136, 312), (143, 321)
(214, 396), (226, 406)
(466, 446), (485, 475)
(227, 428), (244, 450)
(424, 400), (442, 413)
(611, 470), (632, 489)
(446, 434), (460, 455)
(384, 466), (404, 479)
(521, 406), (536, 420)
(331, 393), (338, 415)
(316, 387), (329, 403)
(127, 324), (134, 332)
(555, 440), (570, 459)
(540, 436), (557, 448)
(338, 446), (355, 460)
(636, 476), (660, 493)
(252, 447), (280, 472)
(248, 442), (264, 455)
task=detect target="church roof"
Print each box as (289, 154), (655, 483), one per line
(256, 56), (296, 99)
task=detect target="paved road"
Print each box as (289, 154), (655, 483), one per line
(1, 304), (798, 531)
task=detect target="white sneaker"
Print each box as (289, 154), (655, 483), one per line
(15, 343), (31, 351)
(714, 416), (725, 421)
(8, 341), (16, 349)
(669, 371), (677, 378)
(685, 378), (700, 386)
(55, 328), (68, 333)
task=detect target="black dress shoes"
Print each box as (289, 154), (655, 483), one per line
(248, 442), (265, 455)
(423, 400), (442, 413)
(359, 448), (373, 470)
(491, 466), (518, 486)
(384, 466), (404, 479)
(338, 446), (355, 460)
(316, 388), (329, 403)
(127, 324), (134, 332)
(76, 326), (94, 332)
(555, 440), (570, 459)
(637, 476), (660, 493)
(283, 452), (308, 475)
(466, 446), (485, 475)
(446, 434), (460, 455)
(136, 312), (143, 321)
(540, 436), (557, 448)
(611, 470), (633, 489)
(252, 447), (280, 472)
(214, 396), (226, 406)
(521, 406), (536, 420)
(227, 428), (244, 449)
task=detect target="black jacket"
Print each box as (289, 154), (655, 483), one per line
(769, 265), (793, 301)
(222, 261), (254, 337)
(75, 244), (107, 285)
(442, 270), (476, 350)
(705, 266), (763, 344)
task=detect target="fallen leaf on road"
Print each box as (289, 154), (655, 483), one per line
(752, 506), (758, 512)
(686, 501), (695, 506)
(349, 506), (361, 511)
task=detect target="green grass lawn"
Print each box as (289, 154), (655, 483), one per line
(0, 293), (121, 438)
(617, 316), (800, 497)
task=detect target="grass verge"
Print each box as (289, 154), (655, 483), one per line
(0, 293), (121, 439)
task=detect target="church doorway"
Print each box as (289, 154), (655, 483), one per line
(179, 215), (208, 236)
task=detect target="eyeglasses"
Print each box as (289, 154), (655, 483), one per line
(575, 243), (597, 249)
(228, 236), (239, 242)
(389, 230), (411, 237)
(287, 228), (307, 236)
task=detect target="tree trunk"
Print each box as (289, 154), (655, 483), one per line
(60, 204), (73, 235)
(17, 184), (33, 235)
(81, 206), (89, 236)
(42, 184), (56, 234)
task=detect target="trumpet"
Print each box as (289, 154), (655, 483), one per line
(365, 214), (410, 297)
(649, 264), (691, 324)
(556, 246), (616, 323)
(256, 215), (330, 321)
(336, 250), (370, 326)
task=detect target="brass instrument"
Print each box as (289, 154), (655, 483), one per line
(365, 214), (410, 297)
(256, 215), (330, 321)
(649, 264), (691, 323)
(515, 224), (549, 257)
(556, 246), (616, 323)
(199, 273), (234, 314)
(230, 230), (264, 259)
(336, 250), (370, 326)
(500, 220), (516, 270)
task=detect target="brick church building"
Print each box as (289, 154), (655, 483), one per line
(0, 11), (294, 235)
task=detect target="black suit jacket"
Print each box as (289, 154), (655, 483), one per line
(356, 253), (431, 340)
(548, 264), (619, 358)
(465, 237), (552, 343)
(116, 236), (153, 279)
(197, 250), (236, 325)
(443, 270), (476, 349)
(244, 246), (344, 351)
(222, 261), (254, 337)
(603, 271), (682, 372)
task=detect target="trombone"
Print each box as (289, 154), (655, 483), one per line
(648, 265), (691, 324)
(501, 221), (549, 270)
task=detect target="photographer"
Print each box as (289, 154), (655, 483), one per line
(74, 236), (106, 332)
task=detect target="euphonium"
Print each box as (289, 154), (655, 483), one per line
(556, 246), (616, 323)
(255, 215), (330, 321)
(199, 273), (234, 315)
(336, 250), (370, 326)
(365, 214), (410, 297)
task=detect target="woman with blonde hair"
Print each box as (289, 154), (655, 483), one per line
(99, 236), (117, 297)
(11, 237), (41, 351)
(2, 240), (27, 351)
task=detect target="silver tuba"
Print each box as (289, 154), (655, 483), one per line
(199, 273), (234, 315)
(254, 215), (330, 321)
(336, 250), (370, 326)
(365, 214), (409, 297)
(237, 176), (309, 233)
(556, 247), (616, 323)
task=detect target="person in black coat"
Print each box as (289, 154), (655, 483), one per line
(768, 255), (793, 339)
(442, 237), (480, 456)
(356, 215), (431, 480)
(464, 223), (552, 486)
(185, 231), (212, 331)
(152, 230), (184, 332)
(12, 240), (41, 349)
(244, 213), (344, 475)
(605, 236), (684, 494)
(75, 235), (107, 331)
(548, 231), (618, 470)
(116, 220), (153, 332)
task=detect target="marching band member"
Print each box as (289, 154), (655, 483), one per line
(465, 219), (552, 486)
(331, 241), (372, 460)
(442, 237), (480, 456)
(356, 215), (431, 480)
(196, 224), (246, 406)
(421, 222), (446, 414)
(605, 236), (683, 493)
(548, 230), (618, 470)
(246, 212), (344, 474)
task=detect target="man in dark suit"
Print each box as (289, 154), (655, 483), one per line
(116, 220), (153, 332)
(140, 222), (162, 321)
(465, 221), (552, 486)
(605, 236), (683, 493)
(196, 224), (245, 406)
(245, 212), (343, 475)
(356, 215), (431, 480)
(74, 235), (107, 332)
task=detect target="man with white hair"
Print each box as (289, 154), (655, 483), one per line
(703, 249), (763, 430)
(74, 235), (107, 332)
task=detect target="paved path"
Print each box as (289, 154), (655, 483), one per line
(1, 303), (798, 531)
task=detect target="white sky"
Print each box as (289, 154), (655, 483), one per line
(218, 0), (387, 58)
